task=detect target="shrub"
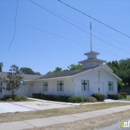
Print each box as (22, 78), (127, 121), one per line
(92, 93), (105, 101)
(118, 94), (124, 99)
(2, 95), (17, 100)
(119, 92), (127, 98)
(40, 94), (45, 99)
(21, 95), (28, 100)
(108, 94), (118, 100)
(13, 95), (21, 101)
(68, 96), (84, 103)
(6, 98), (13, 101)
(57, 96), (69, 102)
(108, 94), (124, 100)
(82, 97), (89, 102)
(88, 97), (97, 102)
(32, 93), (41, 99)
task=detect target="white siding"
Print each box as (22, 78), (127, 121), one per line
(32, 78), (73, 96)
(74, 68), (118, 97)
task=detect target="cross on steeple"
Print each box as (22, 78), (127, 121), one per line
(82, 81), (87, 90)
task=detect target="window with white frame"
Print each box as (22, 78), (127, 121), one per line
(81, 80), (89, 91)
(57, 81), (64, 91)
(43, 82), (48, 91)
(108, 81), (114, 91)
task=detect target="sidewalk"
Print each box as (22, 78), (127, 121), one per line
(0, 105), (130, 130)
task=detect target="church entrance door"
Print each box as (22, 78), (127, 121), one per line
(95, 82), (104, 94)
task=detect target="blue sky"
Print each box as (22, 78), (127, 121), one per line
(0, 0), (130, 74)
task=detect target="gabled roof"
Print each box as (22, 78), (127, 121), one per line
(0, 72), (41, 81)
(78, 58), (106, 64)
(35, 65), (121, 81)
(35, 66), (99, 80)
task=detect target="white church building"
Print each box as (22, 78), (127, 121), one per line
(0, 50), (121, 98)
(0, 24), (121, 98)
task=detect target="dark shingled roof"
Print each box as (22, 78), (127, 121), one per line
(0, 72), (41, 81)
(36, 66), (98, 80)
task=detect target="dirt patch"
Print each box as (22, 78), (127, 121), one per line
(0, 102), (129, 123)
(28, 109), (130, 130)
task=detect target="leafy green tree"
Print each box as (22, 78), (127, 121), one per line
(46, 64), (82, 74)
(107, 58), (130, 87)
(3, 64), (23, 97)
(35, 72), (41, 75)
(0, 62), (3, 72)
(68, 64), (82, 70)
(54, 67), (62, 72)
(46, 71), (52, 75)
(19, 67), (41, 75)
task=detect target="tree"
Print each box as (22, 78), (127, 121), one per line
(3, 64), (23, 97)
(0, 62), (3, 72)
(107, 58), (130, 88)
(54, 67), (62, 73)
(19, 67), (41, 75)
(68, 64), (82, 70)
(35, 72), (41, 75)
(46, 64), (82, 74)
(46, 71), (52, 74)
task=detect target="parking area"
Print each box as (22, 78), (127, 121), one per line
(0, 103), (36, 114)
(0, 100), (80, 113)
(12, 100), (80, 110)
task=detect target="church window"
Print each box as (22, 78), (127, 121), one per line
(108, 81), (114, 91)
(81, 80), (89, 91)
(43, 82), (48, 91)
(57, 81), (64, 91)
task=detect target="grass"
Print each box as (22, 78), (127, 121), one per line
(30, 109), (130, 130)
(0, 99), (35, 102)
(0, 102), (129, 123)
(121, 95), (130, 101)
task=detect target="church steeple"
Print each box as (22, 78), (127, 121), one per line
(78, 22), (106, 69)
(90, 22), (92, 52)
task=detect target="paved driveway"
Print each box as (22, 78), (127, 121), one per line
(0, 103), (36, 114)
(0, 100), (80, 113)
(12, 100), (80, 110)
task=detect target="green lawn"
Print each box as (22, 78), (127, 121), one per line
(121, 95), (130, 100)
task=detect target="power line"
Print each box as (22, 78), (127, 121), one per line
(28, 0), (130, 55)
(8, 0), (18, 50)
(38, 6), (130, 48)
(0, 16), (121, 58)
(58, 0), (130, 39)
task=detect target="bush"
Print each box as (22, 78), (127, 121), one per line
(68, 96), (84, 103)
(88, 97), (97, 102)
(108, 94), (124, 100)
(40, 94), (45, 99)
(57, 96), (69, 102)
(21, 95), (28, 100)
(32, 93), (41, 99)
(119, 92), (127, 98)
(118, 95), (124, 99)
(13, 95), (21, 101)
(92, 93), (105, 101)
(82, 97), (89, 102)
(2, 95), (17, 100)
